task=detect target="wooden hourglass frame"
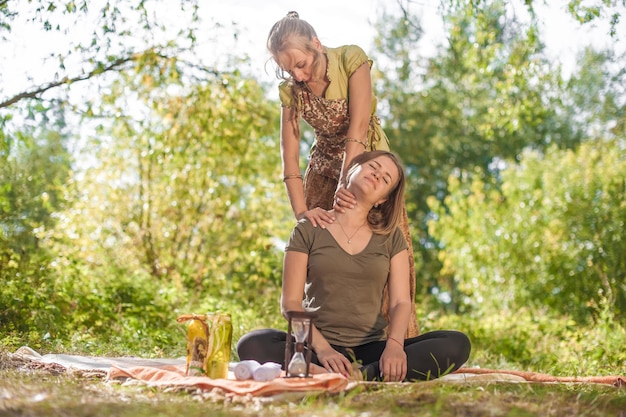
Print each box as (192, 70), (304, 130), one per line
(284, 311), (316, 378)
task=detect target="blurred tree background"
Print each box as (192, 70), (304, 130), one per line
(374, 0), (625, 321)
(1, 0), (624, 372)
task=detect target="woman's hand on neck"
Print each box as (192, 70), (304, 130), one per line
(332, 202), (371, 226)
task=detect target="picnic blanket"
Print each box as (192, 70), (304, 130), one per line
(9, 346), (625, 398)
(10, 346), (348, 397)
(451, 367), (625, 387)
(108, 364), (348, 396)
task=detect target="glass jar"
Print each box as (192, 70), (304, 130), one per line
(205, 312), (232, 379)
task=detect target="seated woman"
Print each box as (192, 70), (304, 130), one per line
(237, 151), (471, 381)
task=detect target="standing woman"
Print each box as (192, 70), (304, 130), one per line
(267, 11), (419, 337)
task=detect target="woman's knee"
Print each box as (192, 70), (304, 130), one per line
(236, 328), (286, 362)
(449, 330), (471, 364)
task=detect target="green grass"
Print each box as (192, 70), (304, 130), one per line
(2, 306), (625, 416)
(1, 361), (625, 417)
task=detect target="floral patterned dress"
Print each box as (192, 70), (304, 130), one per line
(279, 45), (419, 338)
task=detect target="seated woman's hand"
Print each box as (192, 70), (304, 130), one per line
(333, 185), (356, 213)
(379, 343), (407, 382)
(298, 207), (335, 228)
(315, 347), (353, 377)
(307, 363), (329, 375)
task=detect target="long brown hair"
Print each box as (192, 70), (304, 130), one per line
(345, 151), (406, 235)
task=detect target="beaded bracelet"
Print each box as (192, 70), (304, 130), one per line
(344, 138), (367, 150)
(283, 174), (303, 182)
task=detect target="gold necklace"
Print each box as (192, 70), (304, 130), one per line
(336, 217), (367, 244)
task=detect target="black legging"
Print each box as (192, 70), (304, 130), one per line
(236, 329), (471, 381)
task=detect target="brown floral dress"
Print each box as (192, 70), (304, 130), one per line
(279, 45), (419, 338)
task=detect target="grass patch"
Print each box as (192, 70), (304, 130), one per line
(2, 307), (625, 416)
(1, 355), (625, 417)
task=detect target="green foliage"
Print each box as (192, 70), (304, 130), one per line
(424, 303), (626, 376)
(566, 47), (626, 139)
(453, 0), (623, 37)
(1, 0), (202, 110)
(566, 0), (624, 36)
(2, 1), (625, 377)
(2, 1), (287, 355)
(373, 1), (588, 301)
(429, 139), (626, 322)
(19, 63), (290, 353)
(0, 107), (72, 341)
(373, 1), (625, 314)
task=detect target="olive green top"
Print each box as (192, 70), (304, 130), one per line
(285, 219), (408, 347)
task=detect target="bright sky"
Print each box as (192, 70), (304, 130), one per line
(1, 0), (624, 103)
(200, 0), (389, 98)
(0, 0), (386, 101)
(201, 0), (624, 97)
(206, 0), (384, 48)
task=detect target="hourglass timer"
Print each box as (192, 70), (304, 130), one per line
(284, 311), (316, 378)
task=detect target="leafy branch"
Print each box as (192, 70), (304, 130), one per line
(0, 53), (143, 109)
(1, 48), (225, 110)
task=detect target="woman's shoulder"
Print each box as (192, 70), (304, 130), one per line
(278, 80), (296, 107)
(389, 226), (408, 252)
(326, 44), (368, 62)
(373, 226), (407, 251)
(293, 218), (333, 243)
(326, 45), (371, 79)
(293, 218), (317, 234)
(326, 44), (367, 58)
(295, 217), (312, 227)
(287, 218), (324, 251)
